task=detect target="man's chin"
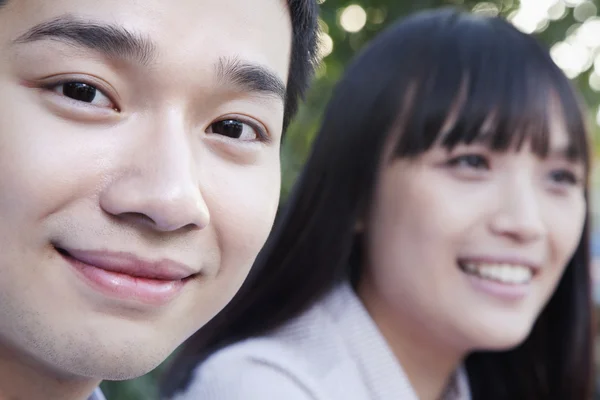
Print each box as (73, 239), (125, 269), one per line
(81, 361), (163, 382)
(57, 343), (172, 381)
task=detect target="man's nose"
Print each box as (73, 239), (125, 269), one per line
(99, 117), (209, 232)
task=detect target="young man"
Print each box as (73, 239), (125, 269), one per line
(0, 0), (318, 399)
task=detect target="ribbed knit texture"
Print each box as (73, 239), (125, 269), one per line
(175, 282), (471, 400)
(89, 388), (106, 400)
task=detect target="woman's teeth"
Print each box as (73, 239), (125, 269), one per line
(460, 262), (533, 284)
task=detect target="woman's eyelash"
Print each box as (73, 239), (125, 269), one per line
(550, 169), (580, 186)
(446, 154), (490, 169)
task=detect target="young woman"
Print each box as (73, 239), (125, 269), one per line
(163, 8), (593, 400)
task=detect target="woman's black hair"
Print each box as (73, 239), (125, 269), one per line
(162, 8), (593, 399)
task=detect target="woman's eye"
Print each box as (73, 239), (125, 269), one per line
(207, 119), (264, 141)
(51, 82), (115, 109)
(446, 154), (490, 170)
(549, 169), (579, 186)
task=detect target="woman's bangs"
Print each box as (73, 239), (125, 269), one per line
(392, 15), (589, 168)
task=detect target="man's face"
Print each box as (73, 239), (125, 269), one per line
(0, 0), (290, 380)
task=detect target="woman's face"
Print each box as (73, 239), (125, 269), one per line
(359, 111), (586, 353)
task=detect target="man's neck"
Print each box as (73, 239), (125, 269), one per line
(0, 342), (100, 400)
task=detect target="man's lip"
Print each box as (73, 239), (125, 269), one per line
(54, 247), (198, 281)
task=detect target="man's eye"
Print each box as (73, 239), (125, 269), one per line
(50, 82), (115, 109)
(207, 119), (264, 141)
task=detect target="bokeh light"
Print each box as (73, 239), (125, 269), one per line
(564, 0), (588, 6)
(340, 5), (368, 33)
(574, 2), (597, 22)
(472, 2), (500, 17)
(317, 32), (334, 59)
(589, 71), (600, 92)
(550, 40), (591, 78)
(548, 2), (568, 20)
(545, 9), (600, 81)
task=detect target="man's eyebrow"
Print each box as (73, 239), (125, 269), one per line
(215, 57), (286, 104)
(13, 15), (157, 66)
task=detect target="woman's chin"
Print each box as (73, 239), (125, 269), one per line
(464, 320), (535, 352)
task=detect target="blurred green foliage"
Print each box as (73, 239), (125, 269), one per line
(103, 0), (600, 398)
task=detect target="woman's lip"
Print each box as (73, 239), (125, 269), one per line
(464, 272), (531, 301)
(59, 249), (187, 306)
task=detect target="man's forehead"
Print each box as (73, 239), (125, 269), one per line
(10, 15), (287, 104)
(3, 0), (292, 81)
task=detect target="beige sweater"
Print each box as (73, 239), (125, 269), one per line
(175, 282), (471, 400)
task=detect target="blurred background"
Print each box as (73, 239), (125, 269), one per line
(102, 0), (600, 398)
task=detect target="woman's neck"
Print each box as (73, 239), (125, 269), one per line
(357, 278), (466, 400)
